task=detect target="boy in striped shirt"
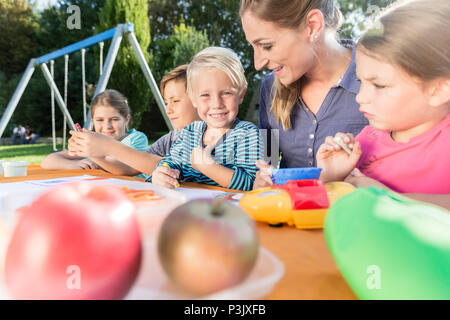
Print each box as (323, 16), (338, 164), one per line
(150, 47), (264, 191)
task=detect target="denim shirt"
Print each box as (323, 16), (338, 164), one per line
(259, 40), (368, 168)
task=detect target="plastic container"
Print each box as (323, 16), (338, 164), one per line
(271, 167), (322, 185)
(239, 181), (355, 229)
(2, 161), (29, 178)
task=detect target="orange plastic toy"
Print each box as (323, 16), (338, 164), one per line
(239, 180), (355, 229)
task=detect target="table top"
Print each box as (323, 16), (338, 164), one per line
(0, 165), (356, 300)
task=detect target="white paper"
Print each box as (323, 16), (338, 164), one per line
(175, 187), (244, 205)
(24, 175), (98, 186)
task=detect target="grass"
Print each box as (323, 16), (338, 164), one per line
(0, 144), (63, 164)
(0, 140), (158, 165)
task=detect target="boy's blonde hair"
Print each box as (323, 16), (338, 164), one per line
(187, 47), (247, 98)
(358, 0), (450, 82)
(160, 64), (188, 98)
(240, 0), (343, 130)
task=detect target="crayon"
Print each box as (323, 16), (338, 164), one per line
(74, 123), (82, 132)
(163, 163), (180, 188)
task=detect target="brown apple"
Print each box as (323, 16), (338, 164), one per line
(157, 199), (259, 296)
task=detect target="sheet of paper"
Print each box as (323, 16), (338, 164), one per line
(175, 187), (244, 205)
(24, 175), (98, 186)
(0, 177), (245, 215)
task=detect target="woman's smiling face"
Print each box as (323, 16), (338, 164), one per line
(241, 10), (315, 86)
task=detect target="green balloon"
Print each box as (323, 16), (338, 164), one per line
(324, 187), (450, 300)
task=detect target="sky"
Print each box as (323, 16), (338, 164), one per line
(33, 0), (59, 11)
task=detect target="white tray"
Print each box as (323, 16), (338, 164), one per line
(126, 240), (284, 300)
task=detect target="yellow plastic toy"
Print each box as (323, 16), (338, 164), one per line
(239, 180), (355, 229)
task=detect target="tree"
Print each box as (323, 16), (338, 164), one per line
(148, 0), (260, 120)
(337, 0), (393, 38)
(138, 19), (211, 137)
(172, 22), (210, 71)
(152, 20), (210, 83)
(0, 0), (38, 77)
(1, 0), (106, 136)
(98, 0), (152, 130)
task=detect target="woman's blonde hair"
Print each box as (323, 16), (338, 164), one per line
(187, 46), (247, 98)
(240, 0), (343, 130)
(91, 89), (131, 130)
(358, 0), (450, 83)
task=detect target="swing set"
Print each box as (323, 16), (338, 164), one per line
(0, 22), (172, 149)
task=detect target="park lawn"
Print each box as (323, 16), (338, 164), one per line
(0, 140), (157, 165)
(0, 144), (64, 165)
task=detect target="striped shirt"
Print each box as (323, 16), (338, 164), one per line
(148, 119), (264, 191)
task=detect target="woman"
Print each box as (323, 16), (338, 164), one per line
(240, 0), (368, 189)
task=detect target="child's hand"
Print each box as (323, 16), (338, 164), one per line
(317, 133), (362, 182)
(151, 165), (180, 189)
(70, 158), (101, 170)
(344, 168), (387, 189)
(253, 159), (274, 189)
(190, 146), (216, 172)
(68, 130), (113, 158)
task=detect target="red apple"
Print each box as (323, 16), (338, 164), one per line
(4, 182), (142, 300)
(158, 199), (259, 295)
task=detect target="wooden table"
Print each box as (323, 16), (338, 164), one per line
(0, 165), (356, 300)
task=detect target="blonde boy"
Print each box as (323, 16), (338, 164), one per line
(151, 47), (263, 191)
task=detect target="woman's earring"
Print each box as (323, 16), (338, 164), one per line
(311, 34), (319, 42)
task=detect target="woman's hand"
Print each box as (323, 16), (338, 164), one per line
(344, 168), (387, 189)
(151, 165), (180, 189)
(190, 146), (216, 172)
(68, 129), (114, 158)
(317, 132), (362, 183)
(253, 159), (274, 190)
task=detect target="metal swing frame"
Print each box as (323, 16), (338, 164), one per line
(0, 22), (172, 141)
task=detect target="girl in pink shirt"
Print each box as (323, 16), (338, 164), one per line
(317, 0), (450, 209)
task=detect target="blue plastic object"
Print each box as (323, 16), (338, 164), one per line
(271, 167), (322, 185)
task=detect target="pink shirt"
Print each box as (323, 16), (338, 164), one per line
(355, 114), (450, 194)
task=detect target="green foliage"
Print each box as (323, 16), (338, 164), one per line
(337, 0), (393, 38)
(1, 1), (107, 137)
(152, 20), (210, 83)
(148, 0), (261, 121)
(173, 22), (210, 72)
(0, 0), (38, 77)
(98, 0), (152, 130)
